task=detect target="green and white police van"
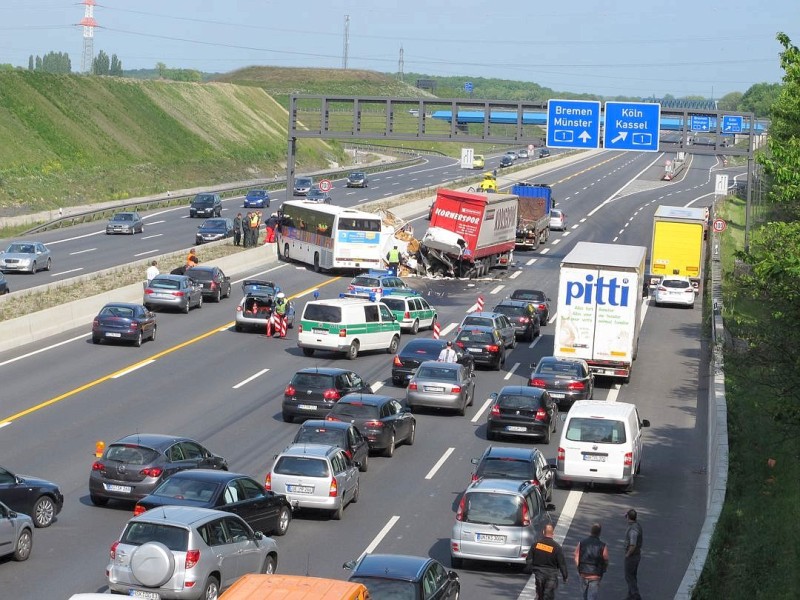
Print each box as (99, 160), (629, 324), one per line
(379, 290), (438, 334)
(298, 295), (401, 360)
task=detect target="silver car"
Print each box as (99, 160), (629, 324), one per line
(265, 443), (360, 520)
(144, 274), (204, 313)
(292, 176), (314, 196)
(106, 211), (144, 235)
(0, 500), (33, 562)
(107, 506), (278, 599)
(450, 478), (553, 570)
(406, 360), (475, 416)
(0, 241), (52, 274)
(549, 209), (567, 231)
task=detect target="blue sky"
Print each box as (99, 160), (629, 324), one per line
(1, 0), (797, 98)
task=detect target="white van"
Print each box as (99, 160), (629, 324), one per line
(556, 400), (650, 492)
(297, 296), (401, 360)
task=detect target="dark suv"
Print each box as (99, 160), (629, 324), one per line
(454, 326), (506, 371)
(282, 368), (373, 423)
(492, 300), (541, 342)
(189, 193), (222, 218)
(470, 446), (554, 502)
(486, 386), (559, 444)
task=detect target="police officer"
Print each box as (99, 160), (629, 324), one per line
(386, 245), (401, 276)
(574, 523), (609, 600)
(529, 524), (568, 600)
(274, 292), (288, 338)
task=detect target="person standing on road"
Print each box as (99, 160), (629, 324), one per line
(624, 509), (643, 600)
(185, 248), (198, 267)
(274, 292), (288, 338)
(386, 245), (401, 276)
(233, 212), (243, 246)
(242, 212), (252, 247)
(146, 260), (159, 285)
(248, 211), (259, 247)
(574, 523), (609, 600)
(529, 523), (568, 600)
(437, 340), (458, 363)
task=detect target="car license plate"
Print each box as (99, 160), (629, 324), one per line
(287, 485), (313, 494)
(130, 590), (160, 599)
(312, 328), (328, 334)
(506, 426), (527, 432)
(476, 533), (506, 543)
(104, 484), (132, 493)
(424, 386), (445, 393)
(298, 404), (317, 410)
(467, 348), (482, 353)
(549, 392), (565, 399)
(106, 332), (122, 338)
(583, 454), (606, 462)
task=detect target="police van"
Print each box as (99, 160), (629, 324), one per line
(298, 295), (401, 360)
(379, 290), (438, 334)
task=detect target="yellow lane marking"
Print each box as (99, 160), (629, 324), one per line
(0, 276), (341, 425)
(552, 154), (624, 186)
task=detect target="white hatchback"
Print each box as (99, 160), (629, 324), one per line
(654, 276), (695, 307)
(549, 209), (567, 231)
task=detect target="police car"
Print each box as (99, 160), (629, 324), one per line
(346, 270), (410, 300)
(379, 290), (437, 334)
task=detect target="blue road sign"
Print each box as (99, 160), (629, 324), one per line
(603, 102), (661, 152)
(722, 115), (743, 133)
(691, 115), (711, 132)
(464, 82), (473, 93)
(546, 99), (601, 149)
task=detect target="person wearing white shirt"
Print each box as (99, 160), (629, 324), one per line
(146, 260), (159, 284)
(438, 340), (458, 363)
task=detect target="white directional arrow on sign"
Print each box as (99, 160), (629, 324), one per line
(578, 131), (591, 143)
(610, 131), (628, 144)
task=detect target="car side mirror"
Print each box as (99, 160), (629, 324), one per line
(353, 460), (362, 470)
(253, 531), (264, 540)
(448, 571), (459, 580)
(343, 559), (357, 570)
(470, 457), (479, 465)
(489, 392), (498, 400)
(641, 419), (651, 428)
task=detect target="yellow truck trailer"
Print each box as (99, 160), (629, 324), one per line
(648, 205), (708, 290)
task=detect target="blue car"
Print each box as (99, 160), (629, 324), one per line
(244, 189), (270, 208)
(346, 270), (411, 300)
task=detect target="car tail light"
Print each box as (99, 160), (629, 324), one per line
(535, 408), (547, 422)
(521, 500), (531, 526)
(372, 288), (380, 293)
(393, 355), (403, 367)
(657, 286), (667, 292)
(284, 385), (296, 397)
(172, 291), (185, 297)
(537, 303), (547, 311)
(133, 504), (146, 517)
(185, 550), (200, 569)
(567, 382), (585, 391)
(519, 317), (530, 323)
(329, 478), (338, 497)
(490, 404), (501, 417)
(298, 324), (303, 333)
(110, 541), (119, 560)
(92, 461), (105, 471)
(486, 344), (500, 353)
(529, 378), (547, 388)
(129, 321), (139, 330)
(140, 467), (163, 478)
(451, 386), (461, 393)
(558, 447), (565, 461)
(323, 389), (341, 401)
(210, 282), (218, 290)
(408, 382), (418, 391)
(264, 473), (272, 491)
(455, 495), (466, 521)
(471, 473), (478, 482)
(339, 328), (347, 337)
(347, 285), (355, 292)
(343, 449), (352, 459)
(325, 415), (341, 422)
(364, 420), (384, 428)
(455, 341), (465, 349)
(144, 289), (153, 295)
(624, 452), (633, 467)
(404, 311), (410, 319)
(236, 306), (243, 313)
(92, 318), (100, 327)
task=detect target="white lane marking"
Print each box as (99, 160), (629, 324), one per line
(571, 224), (579, 230)
(579, 218), (587, 223)
(232, 264), (285, 284)
(606, 385), (620, 403)
(525, 258), (537, 266)
(439, 322), (457, 337)
(111, 360), (155, 378)
(551, 238), (561, 245)
(371, 381), (384, 392)
(425, 447), (455, 480)
(134, 249), (160, 257)
(504, 362), (520, 380)
(69, 248), (96, 255)
(141, 234), (163, 240)
(528, 336), (542, 349)
(55, 268), (84, 276)
(471, 396), (494, 423)
(147, 220), (166, 225)
(509, 270), (522, 280)
(0, 422), (10, 429)
(490, 284), (505, 294)
(587, 152), (664, 217)
(0, 334), (90, 368)
(45, 230), (105, 245)
(232, 368), (270, 389)
(562, 231), (571, 237)
(540, 248), (550, 254)
(359, 516), (400, 560)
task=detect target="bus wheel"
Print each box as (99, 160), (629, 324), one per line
(313, 253), (321, 273)
(283, 244), (290, 262)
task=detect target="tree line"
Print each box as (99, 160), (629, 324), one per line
(25, 50), (123, 76)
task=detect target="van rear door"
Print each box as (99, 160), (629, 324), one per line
(561, 416), (628, 479)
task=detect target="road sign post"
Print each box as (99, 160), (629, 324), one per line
(603, 102), (661, 152)
(464, 82), (473, 97)
(715, 174), (729, 196)
(722, 115), (743, 133)
(546, 99), (601, 150)
(712, 218), (727, 233)
(460, 148), (474, 169)
(319, 179), (332, 192)
(690, 115), (711, 132)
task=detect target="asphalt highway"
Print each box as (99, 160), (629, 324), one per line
(0, 152), (728, 599)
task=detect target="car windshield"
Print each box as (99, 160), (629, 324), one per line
(291, 373), (335, 389)
(462, 316), (493, 328)
(112, 213), (133, 221)
(402, 341), (442, 358)
(99, 306), (136, 319)
(6, 243), (35, 254)
(149, 278), (180, 290)
(308, 190), (324, 197)
(381, 298), (405, 311)
(274, 456), (330, 477)
(565, 418), (627, 444)
(201, 220), (227, 229)
(457, 331), (493, 344)
(463, 492), (522, 526)
(511, 290), (545, 302)
(243, 281), (276, 296)
(295, 178), (312, 187)
(185, 269), (212, 281)
(537, 362), (582, 377)
(497, 394), (540, 409)
(153, 478), (220, 503)
(351, 277), (381, 287)
(247, 190), (267, 198)
(416, 366), (458, 381)
(349, 173), (365, 179)
(193, 195), (215, 206)
(662, 279), (691, 289)
(294, 428), (346, 447)
(303, 304), (342, 323)
(121, 522), (189, 551)
(551, 210), (563, 218)
(331, 403), (379, 420)
(105, 444), (161, 465)
(349, 578), (416, 600)
(479, 458), (532, 480)
(494, 305), (525, 317)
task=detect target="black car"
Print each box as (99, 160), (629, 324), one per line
(346, 172), (369, 188)
(89, 433), (228, 506)
(538, 148), (551, 158)
(185, 265), (232, 302)
(189, 193), (222, 218)
(326, 394), (415, 458)
(470, 446), (554, 503)
(492, 300), (541, 341)
(486, 386), (559, 444)
(499, 155), (514, 168)
(195, 217), (234, 244)
(91, 302), (157, 347)
(306, 188), (332, 204)
(509, 288), (551, 325)
(133, 469), (292, 536)
(0, 272), (8, 295)
(345, 554), (460, 600)
(0, 465), (63, 528)
(282, 367), (373, 423)
(391, 338), (474, 386)
(529, 356), (594, 407)
(454, 326), (506, 371)
(292, 420), (370, 472)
